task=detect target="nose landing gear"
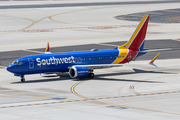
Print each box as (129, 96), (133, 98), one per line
(21, 77), (25, 82)
(14, 74), (25, 82)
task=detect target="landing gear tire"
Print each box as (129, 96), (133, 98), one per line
(88, 73), (94, 78)
(21, 77), (25, 82)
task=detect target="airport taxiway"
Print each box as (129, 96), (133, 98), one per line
(0, 0), (180, 120)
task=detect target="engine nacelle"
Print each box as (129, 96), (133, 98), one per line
(69, 66), (89, 78)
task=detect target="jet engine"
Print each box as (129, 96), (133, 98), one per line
(69, 66), (89, 78)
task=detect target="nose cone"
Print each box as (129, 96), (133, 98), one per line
(6, 64), (16, 73)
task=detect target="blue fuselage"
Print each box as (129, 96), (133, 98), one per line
(7, 48), (120, 76)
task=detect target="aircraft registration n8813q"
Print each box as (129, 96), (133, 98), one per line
(7, 15), (160, 82)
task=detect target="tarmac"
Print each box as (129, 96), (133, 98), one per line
(0, 0), (180, 120)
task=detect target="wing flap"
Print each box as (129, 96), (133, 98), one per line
(73, 64), (123, 70)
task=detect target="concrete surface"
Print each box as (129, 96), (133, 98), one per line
(0, 0), (180, 120)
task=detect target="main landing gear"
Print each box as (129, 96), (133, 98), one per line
(21, 77), (25, 82)
(88, 73), (94, 78)
(88, 70), (94, 78)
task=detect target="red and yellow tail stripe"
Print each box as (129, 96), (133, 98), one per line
(112, 49), (128, 64)
(118, 15), (149, 50)
(45, 42), (50, 52)
(112, 15), (150, 64)
(112, 49), (138, 64)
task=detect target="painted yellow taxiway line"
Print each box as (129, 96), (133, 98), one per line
(71, 80), (91, 100)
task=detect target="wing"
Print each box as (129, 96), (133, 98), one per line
(73, 64), (123, 70)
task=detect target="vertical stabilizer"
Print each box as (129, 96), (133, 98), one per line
(119, 15), (150, 51)
(45, 42), (51, 54)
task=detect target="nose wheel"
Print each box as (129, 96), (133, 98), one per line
(21, 77), (25, 82)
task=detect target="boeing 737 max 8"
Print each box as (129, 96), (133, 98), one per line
(7, 15), (160, 82)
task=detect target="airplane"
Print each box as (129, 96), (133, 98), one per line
(6, 15), (160, 82)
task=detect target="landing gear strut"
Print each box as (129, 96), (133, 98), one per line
(21, 77), (25, 82)
(88, 73), (94, 78)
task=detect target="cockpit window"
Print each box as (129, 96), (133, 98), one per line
(12, 61), (23, 65)
(12, 61), (18, 65)
(18, 62), (23, 65)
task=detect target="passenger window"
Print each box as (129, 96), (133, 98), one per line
(75, 58), (77, 62)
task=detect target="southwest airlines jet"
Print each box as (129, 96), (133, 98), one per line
(7, 15), (159, 82)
